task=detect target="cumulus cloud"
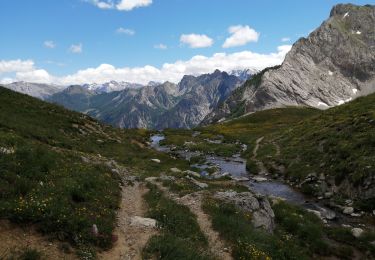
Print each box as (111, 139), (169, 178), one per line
(281, 37), (290, 42)
(223, 25), (259, 48)
(0, 45), (292, 85)
(69, 43), (83, 54)
(87, 0), (152, 11)
(44, 41), (56, 49)
(154, 43), (167, 50)
(116, 27), (135, 35)
(180, 34), (214, 48)
(0, 59), (35, 74)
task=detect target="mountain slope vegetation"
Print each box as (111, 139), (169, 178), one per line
(0, 86), (191, 257)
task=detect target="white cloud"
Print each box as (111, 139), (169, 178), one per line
(281, 37), (290, 42)
(87, 0), (152, 11)
(0, 45), (292, 85)
(0, 59), (35, 74)
(116, 27), (135, 35)
(87, 0), (114, 9)
(222, 25), (259, 48)
(15, 69), (53, 83)
(116, 0), (152, 11)
(69, 43), (83, 54)
(154, 43), (167, 50)
(44, 41), (56, 49)
(180, 34), (214, 48)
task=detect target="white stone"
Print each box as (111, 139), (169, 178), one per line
(151, 159), (161, 163)
(351, 228), (364, 238)
(252, 176), (268, 182)
(343, 207), (354, 215)
(170, 167), (181, 173)
(130, 216), (157, 228)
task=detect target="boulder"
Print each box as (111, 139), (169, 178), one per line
(214, 191), (275, 232)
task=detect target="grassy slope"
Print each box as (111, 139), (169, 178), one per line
(200, 93), (375, 207)
(269, 93), (375, 205)
(0, 87), (190, 255)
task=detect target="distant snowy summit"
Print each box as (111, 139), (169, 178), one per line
(82, 81), (144, 94)
(229, 68), (259, 81)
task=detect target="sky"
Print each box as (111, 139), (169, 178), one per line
(0, 0), (373, 85)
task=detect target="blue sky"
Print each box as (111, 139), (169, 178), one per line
(0, 0), (372, 85)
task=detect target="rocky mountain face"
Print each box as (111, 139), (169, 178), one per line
(203, 4), (375, 124)
(4, 82), (63, 100)
(48, 70), (245, 129)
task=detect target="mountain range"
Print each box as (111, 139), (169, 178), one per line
(48, 70), (246, 129)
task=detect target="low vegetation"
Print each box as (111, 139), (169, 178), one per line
(0, 87), (190, 256)
(142, 183), (212, 260)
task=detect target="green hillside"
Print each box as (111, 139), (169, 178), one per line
(197, 93), (375, 210)
(0, 86), (189, 257)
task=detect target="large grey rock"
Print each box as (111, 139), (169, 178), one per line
(214, 191), (275, 232)
(203, 4), (375, 124)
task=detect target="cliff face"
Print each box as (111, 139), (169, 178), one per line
(204, 4), (375, 124)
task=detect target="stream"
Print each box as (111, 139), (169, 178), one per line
(150, 134), (343, 221)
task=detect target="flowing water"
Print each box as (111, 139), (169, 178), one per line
(150, 134), (339, 218)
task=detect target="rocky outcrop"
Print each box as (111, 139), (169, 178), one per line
(204, 4), (375, 124)
(214, 191), (275, 232)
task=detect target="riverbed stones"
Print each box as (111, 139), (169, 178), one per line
(214, 191), (275, 232)
(252, 176), (268, 182)
(343, 207), (354, 214)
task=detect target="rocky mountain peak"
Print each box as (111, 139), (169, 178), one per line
(203, 4), (375, 124)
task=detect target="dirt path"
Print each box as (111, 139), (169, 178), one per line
(177, 193), (233, 260)
(148, 179), (233, 260)
(99, 182), (156, 260)
(252, 137), (269, 175)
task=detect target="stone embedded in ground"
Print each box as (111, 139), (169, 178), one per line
(214, 190), (275, 232)
(151, 159), (161, 163)
(351, 227), (364, 238)
(184, 170), (201, 178)
(130, 216), (157, 228)
(170, 167), (182, 173)
(187, 177), (208, 189)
